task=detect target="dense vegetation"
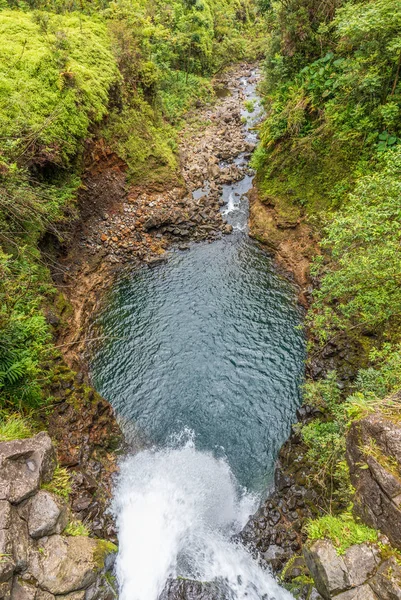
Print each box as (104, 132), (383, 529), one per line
(255, 0), (401, 531)
(2, 0), (401, 564)
(0, 0), (262, 424)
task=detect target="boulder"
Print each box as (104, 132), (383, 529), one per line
(0, 529), (15, 584)
(346, 412), (401, 548)
(28, 536), (99, 595)
(10, 580), (36, 600)
(335, 585), (379, 600)
(369, 557), (401, 600)
(0, 504), (32, 583)
(26, 491), (68, 539)
(0, 433), (56, 504)
(343, 544), (380, 588)
(159, 579), (227, 600)
(304, 540), (350, 599)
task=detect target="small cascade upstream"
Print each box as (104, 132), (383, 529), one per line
(113, 434), (294, 600)
(92, 68), (304, 600)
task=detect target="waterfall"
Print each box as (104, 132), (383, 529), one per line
(112, 433), (294, 600)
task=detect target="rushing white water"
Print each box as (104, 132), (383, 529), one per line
(112, 434), (294, 600)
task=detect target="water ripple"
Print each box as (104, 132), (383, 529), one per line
(92, 234), (305, 491)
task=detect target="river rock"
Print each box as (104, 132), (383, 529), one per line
(27, 535), (99, 595)
(0, 433), (56, 504)
(346, 409), (401, 548)
(26, 491), (68, 539)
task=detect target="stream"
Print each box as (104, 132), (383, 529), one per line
(91, 70), (305, 600)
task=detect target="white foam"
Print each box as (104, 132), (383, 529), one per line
(112, 433), (294, 600)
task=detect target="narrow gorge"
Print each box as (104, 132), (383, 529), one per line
(90, 69), (305, 600)
(2, 2), (401, 600)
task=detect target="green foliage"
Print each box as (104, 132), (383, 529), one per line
(306, 513), (378, 554)
(0, 412), (33, 441)
(42, 465), (72, 499)
(257, 0), (401, 211)
(0, 249), (56, 409)
(0, 11), (118, 167)
(309, 147), (401, 342)
(65, 519), (90, 536)
(0, 0), (265, 419)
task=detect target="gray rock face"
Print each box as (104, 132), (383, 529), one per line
(347, 411), (401, 549)
(336, 584), (379, 600)
(28, 535), (99, 595)
(10, 579), (37, 600)
(304, 538), (401, 600)
(26, 491), (68, 539)
(369, 557), (401, 600)
(343, 544), (380, 588)
(304, 540), (350, 599)
(0, 433), (56, 504)
(0, 434), (115, 600)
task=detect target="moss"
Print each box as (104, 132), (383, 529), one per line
(255, 134), (364, 219)
(93, 540), (118, 570)
(0, 10), (118, 166)
(102, 96), (179, 185)
(306, 513), (378, 555)
(362, 439), (401, 480)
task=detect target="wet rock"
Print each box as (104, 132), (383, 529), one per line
(26, 491), (68, 539)
(0, 433), (56, 504)
(159, 578), (227, 600)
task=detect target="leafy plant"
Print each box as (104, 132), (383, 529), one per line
(306, 513), (378, 555)
(42, 466), (72, 499)
(65, 519), (90, 537)
(0, 413), (33, 441)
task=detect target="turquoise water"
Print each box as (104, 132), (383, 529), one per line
(91, 233), (304, 490)
(91, 73), (305, 492)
